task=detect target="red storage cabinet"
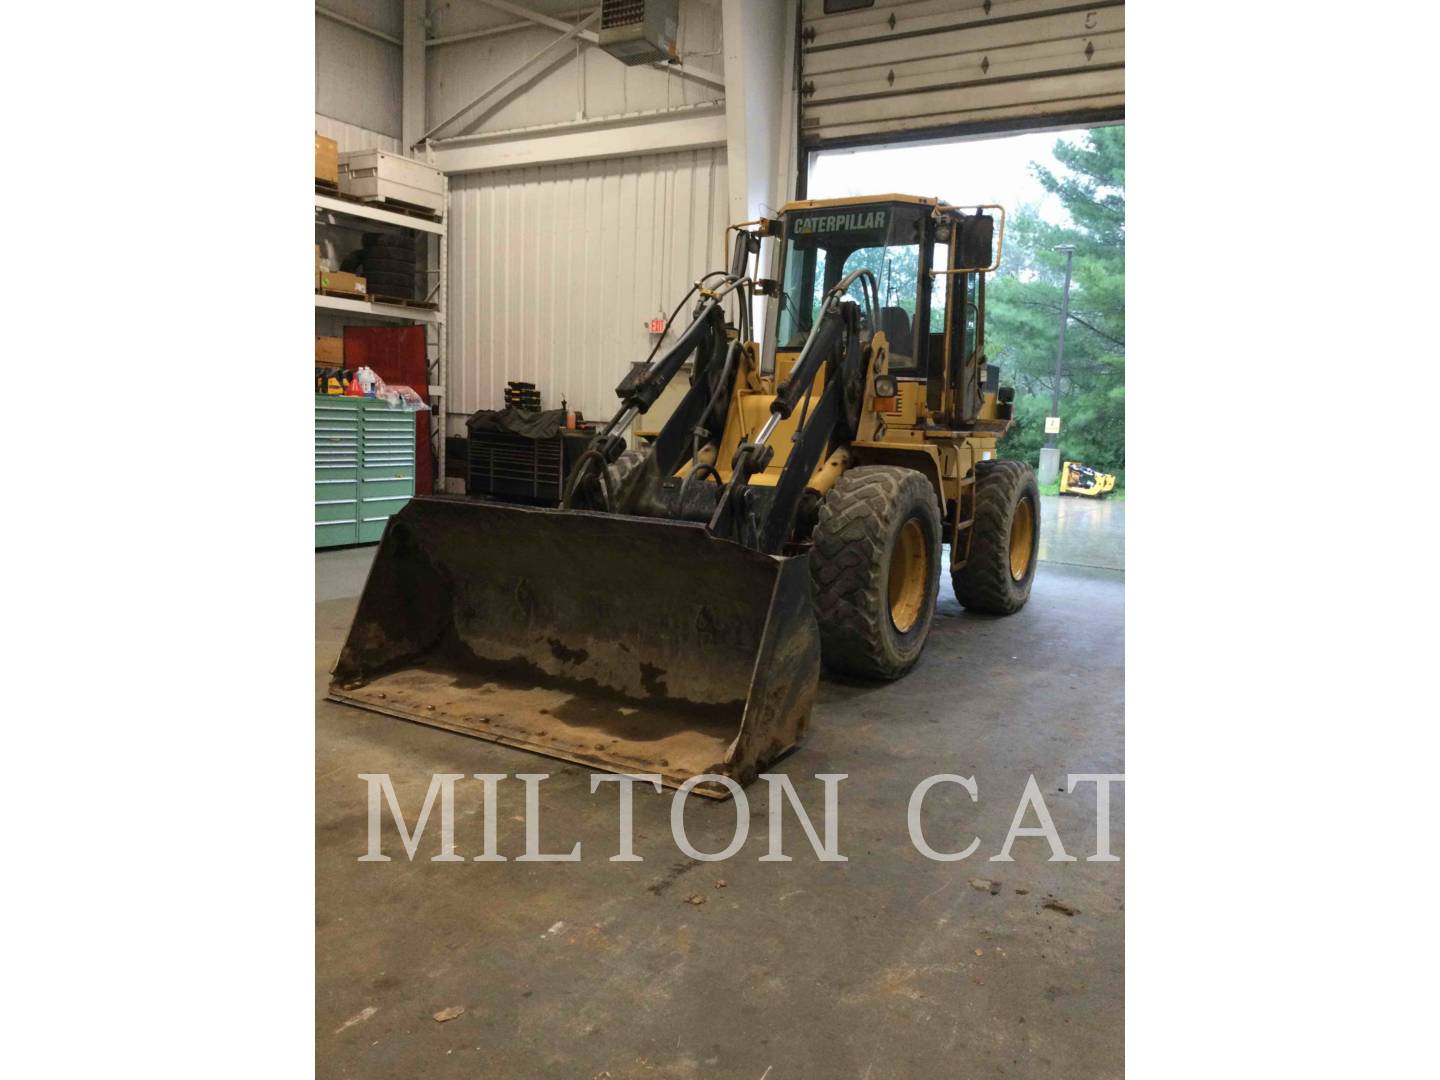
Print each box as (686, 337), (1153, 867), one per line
(342, 325), (434, 494)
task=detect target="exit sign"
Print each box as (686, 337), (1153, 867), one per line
(647, 317), (667, 334)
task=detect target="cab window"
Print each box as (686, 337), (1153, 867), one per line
(775, 206), (928, 370)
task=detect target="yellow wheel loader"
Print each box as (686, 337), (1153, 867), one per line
(330, 195), (1040, 797)
(1059, 460), (1117, 497)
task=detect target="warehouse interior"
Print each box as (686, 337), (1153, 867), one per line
(315, 1), (1125, 1075)
(7, 0), (1431, 1074)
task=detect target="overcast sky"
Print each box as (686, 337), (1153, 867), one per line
(806, 128), (1087, 227)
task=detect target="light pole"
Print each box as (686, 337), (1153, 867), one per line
(1038, 243), (1075, 486)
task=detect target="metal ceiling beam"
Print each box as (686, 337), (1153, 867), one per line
(427, 19), (533, 47)
(429, 107), (727, 174)
(655, 57), (726, 93)
(474, 0), (601, 42)
(429, 6), (602, 46)
(420, 9), (601, 143)
(315, 4), (401, 46)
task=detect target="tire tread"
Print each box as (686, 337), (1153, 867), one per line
(810, 465), (941, 680)
(952, 459), (1039, 614)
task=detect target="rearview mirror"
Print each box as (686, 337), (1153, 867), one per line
(958, 215), (994, 271)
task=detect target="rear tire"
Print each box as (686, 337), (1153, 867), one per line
(362, 272), (415, 294)
(810, 466), (942, 680)
(362, 232), (415, 251)
(952, 459), (1039, 614)
(358, 256), (416, 275)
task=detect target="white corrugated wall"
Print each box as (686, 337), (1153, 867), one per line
(316, 5), (402, 139)
(447, 147), (729, 429)
(314, 113), (401, 155)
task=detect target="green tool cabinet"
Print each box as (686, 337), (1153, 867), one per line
(315, 396), (416, 548)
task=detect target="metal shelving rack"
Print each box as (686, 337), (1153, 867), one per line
(315, 177), (449, 490)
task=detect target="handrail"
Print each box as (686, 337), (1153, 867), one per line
(932, 203), (1007, 274)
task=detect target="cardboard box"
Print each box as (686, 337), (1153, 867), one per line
(318, 271), (367, 296)
(315, 134), (338, 185)
(316, 336), (344, 365)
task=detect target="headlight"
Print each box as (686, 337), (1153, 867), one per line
(873, 374), (897, 399)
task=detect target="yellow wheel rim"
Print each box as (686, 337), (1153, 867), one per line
(888, 518), (929, 633)
(1010, 496), (1035, 581)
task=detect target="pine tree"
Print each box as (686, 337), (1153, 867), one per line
(990, 126), (1125, 482)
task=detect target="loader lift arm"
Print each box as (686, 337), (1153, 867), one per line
(563, 228), (759, 513)
(710, 267), (879, 554)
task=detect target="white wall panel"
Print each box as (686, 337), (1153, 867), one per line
(316, 12), (403, 137)
(447, 147), (729, 427)
(322, 0), (402, 39)
(315, 112), (402, 154)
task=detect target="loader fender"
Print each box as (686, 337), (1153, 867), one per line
(849, 444), (944, 512)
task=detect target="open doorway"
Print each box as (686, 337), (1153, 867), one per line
(807, 126), (1126, 570)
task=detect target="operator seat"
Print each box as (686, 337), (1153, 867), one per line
(879, 306), (913, 364)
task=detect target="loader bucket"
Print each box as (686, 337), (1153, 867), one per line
(328, 497), (819, 797)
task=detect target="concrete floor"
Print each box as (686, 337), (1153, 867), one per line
(316, 495), (1124, 1078)
(1038, 494), (1124, 572)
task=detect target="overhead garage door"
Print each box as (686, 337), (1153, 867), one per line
(799, 0), (1124, 148)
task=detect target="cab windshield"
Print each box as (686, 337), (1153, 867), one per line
(775, 204), (931, 369)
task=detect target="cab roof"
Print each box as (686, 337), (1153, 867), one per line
(779, 194), (943, 213)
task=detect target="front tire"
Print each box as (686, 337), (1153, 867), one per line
(810, 466), (942, 680)
(952, 459), (1040, 614)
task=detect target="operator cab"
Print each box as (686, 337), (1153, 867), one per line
(768, 196), (993, 425)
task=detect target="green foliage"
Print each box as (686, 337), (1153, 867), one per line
(991, 126), (1125, 481)
(830, 244), (938, 328)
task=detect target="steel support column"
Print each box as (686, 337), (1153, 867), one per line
(721, 0), (791, 225)
(402, 0), (426, 154)
(722, 0), (795, 349)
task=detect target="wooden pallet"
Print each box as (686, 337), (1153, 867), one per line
(315, 185), (442, 223)
(316, 287), (439, 311)
(365, 293), (439, 310)
(356, 192), (443, 219)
